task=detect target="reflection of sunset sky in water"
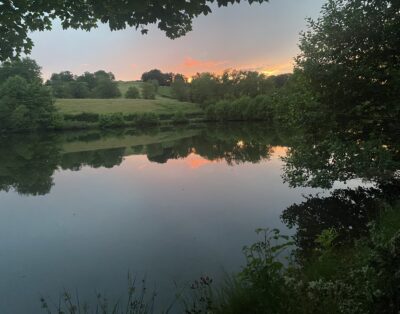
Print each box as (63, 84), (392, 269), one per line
(0, 139), (321, 313)
(123, 146), (286, 172)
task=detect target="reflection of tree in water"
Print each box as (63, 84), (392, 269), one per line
(146, 139), (193, 164)
(282, 180), (400, 263)
(0, 134), (61, 196)
(60, 148), (126, 171)
(0, 124), (282, 195)
(280, 121), (400, 262)
(143, 123), (282, 165)
(282, 129), (400, 189)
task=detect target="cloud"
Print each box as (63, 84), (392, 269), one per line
(240, 61), (294, 76)
(182, 57), (229, 69)
(170, 57), (293, 79)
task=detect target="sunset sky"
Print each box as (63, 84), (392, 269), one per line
(30, 0), (326, 81)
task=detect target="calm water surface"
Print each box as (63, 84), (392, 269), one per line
(0, 124), (332, 313)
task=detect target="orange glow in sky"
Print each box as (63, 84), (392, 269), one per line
(30, 1), (325, 80)
(167, 57), (294, 79)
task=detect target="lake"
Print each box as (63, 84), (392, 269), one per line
(0, 123), (355, 313)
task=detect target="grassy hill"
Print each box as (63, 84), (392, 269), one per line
(56, 81), (202, 117)
(56, 98), (202, 116)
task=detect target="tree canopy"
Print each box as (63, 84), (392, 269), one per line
(0, 0), (269, 61)
(0, 58), (57, 132)
(141, 69), (173, 86)
(46, 70), (120, 98)
(296, 0), (400, 128)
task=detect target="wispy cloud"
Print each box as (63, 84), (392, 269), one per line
(240, 61), (294, 76)
(182, 57), (229, 69)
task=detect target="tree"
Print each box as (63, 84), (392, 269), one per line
(47, 69), (120, 98)
(46, 71), (75, 98)
(141, 69), (173, 86)
(0, 76), (56, 131)
(296, 0), (400, 129)
(125, 86), (140, 99)
(92, 78), (121, 98)
(190, 73), (219, 105)
(76, 72), (97, 90)
(69, 81), (90, 98)
(141, 82), (156, 99)
(171, 74), (190, 101)
(0, 58), (42, 84)
(0, 1), (270, 61)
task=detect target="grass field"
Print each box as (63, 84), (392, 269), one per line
(55, 80), (203, 122)
(56, 98), (202, 115)
(116, 81), (144, 97)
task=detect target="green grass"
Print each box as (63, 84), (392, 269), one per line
(56, 98), (203, 116)
(116, 81), (144, 97)
(158, 86), (173, 98)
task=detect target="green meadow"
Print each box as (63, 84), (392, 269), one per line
(56, 82), (202, 116)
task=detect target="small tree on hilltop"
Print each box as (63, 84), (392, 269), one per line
(142, 82), (156, 99)
(125, 86), (140, 99)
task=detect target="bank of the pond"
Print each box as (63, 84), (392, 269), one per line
(203, 192), (400, 314)
(52, 97), (205, 130)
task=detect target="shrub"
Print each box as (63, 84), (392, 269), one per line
(125, 86), (140, 99)
(123, 113), (138, 121)
(92, 79), (121, 98)
(68, 81), (90, 98)
(171, 75), (190, 101)
(172, 111), (189, 124)
(135, 112), (160, 126)
(0, 75), (55, 132)
(99, 113), (125, 128)
(141, 82), (156, 99)
(63, 112), (99, 122)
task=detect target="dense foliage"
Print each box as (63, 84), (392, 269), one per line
(141, 69), (173, 86)
(171, 74), (190, 101)
(188, 71), (290, 106)
(0, 59), (58, 132)
(141, 81), (157, 99)
(47, 70), (121, 99)
(0, 0), (270, 61)
(125, 86), (140, 99)
(296, 0), (400, 131)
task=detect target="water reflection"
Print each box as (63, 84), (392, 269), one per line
(0, 122), (399, 313)
(0, 123), (284, 196)
(282, 180), (400, 262)
(282, 127), (400, 188)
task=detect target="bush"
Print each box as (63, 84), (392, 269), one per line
(171, 75), (190, 101)
(0, 75), (56, 132)
(172, 111), (189, 124)
(141, 82), (156, 99)
(68, 81), (90, 98)
(123, 113), (138, 121)
(63, 112), (100, 122)
(135, 112), (160, 126)
(92, 79), (121, 98)
(205, 95), (277, 122)
(125, 86), (140, 99)
(99, 113), (125, 128)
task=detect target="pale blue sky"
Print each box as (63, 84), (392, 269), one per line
(30, 0), (326, 80)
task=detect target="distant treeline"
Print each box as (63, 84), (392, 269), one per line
(141, 68), (292, 105)
(46, 70), (121, 99)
